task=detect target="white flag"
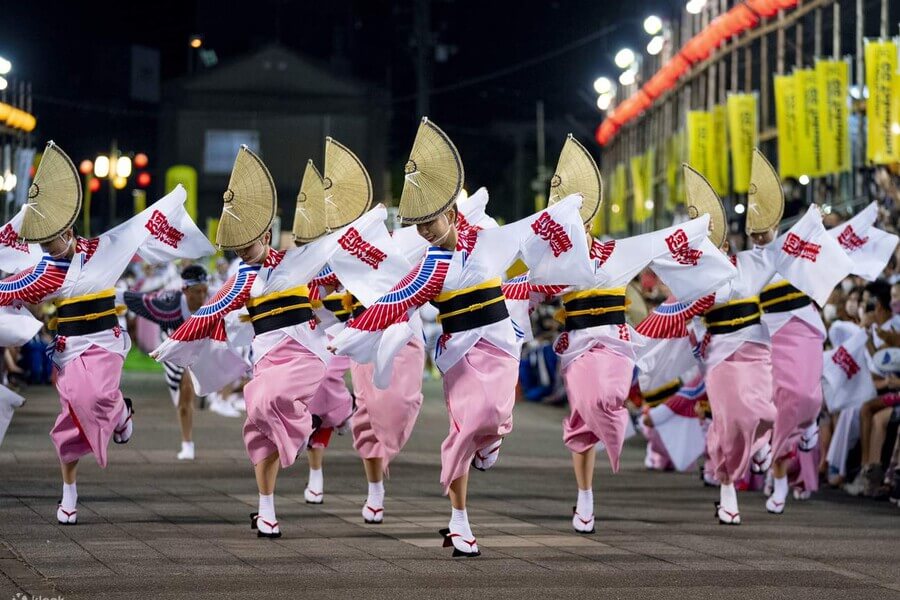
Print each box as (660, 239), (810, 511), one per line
(773, 206), (853, 306)
(822, 329), (877, 412)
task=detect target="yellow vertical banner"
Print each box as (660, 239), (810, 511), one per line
(727, 93), (758, 193)
(710, 105), (729, 195)
(132, 189), (147, 214)
(687, 111), (713, 182)
(816, 59), (851, 174)
(865, 39), (900, 165)
(205, 218), (222, 258)
(665, 133), (680, 210)
(165, 165), (199, 220)
(610, 163), (628, 233)
(644, 146), (656, 220)
(630, 154), (646, 224)
(591, 180), (606, 237)
(794, 68), (824, 177)
(774, 74), (799, 178)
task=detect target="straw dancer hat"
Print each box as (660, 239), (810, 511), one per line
(292, 160), (327, 243)
(323, 137), (372, 232)
(216, 145), (276, 250)
(398, 117), (464, 225)
(745, 148), (784, 234)
(683, 163), (727, 248)
(547, 134), (602, 224)
(21, 141), (82, 243)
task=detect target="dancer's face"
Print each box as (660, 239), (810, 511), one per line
(40, 228), (75, 259)
(416, 207), (458, 250)
(236, 231), (271, 265)
(750, 228), (776, 247)
(184, 283), (208, 312)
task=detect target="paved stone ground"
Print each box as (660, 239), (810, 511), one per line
(1, 371), (898, 600)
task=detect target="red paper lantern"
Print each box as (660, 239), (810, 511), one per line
(137, 172), (151, 188)
(133, 153), (149, 169)
(88, 177), (101, 193)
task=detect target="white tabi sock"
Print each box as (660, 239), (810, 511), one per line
(258, 493), (276, 523)
(450, 507), (472, 536)
(308, 468), (323, 493)
(367, 480), (385, 508)
(719, 483), (738, 513)
(771, 475), (789, 502)
(181, 441), (194, 453)
(61, 482), (77, 510)
(576, 488), (594, 516)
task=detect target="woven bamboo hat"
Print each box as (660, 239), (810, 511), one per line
(216, 146), (276, 250)
(21, 141), (82, 243)
(398, 117), (464, 224)
(323, 137), (372, 232)
(745, 148), (784, 234)
(683, 164), (727, 248)
(292, 160), (326, 243)
(548, 134), (602, 223)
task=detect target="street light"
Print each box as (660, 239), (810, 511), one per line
(619, 69), (636, 86)
(597, 94), (613, 111)
(116, 156), (132, 178)
(734, 203), (746, 215)
(94, 155), (110, 178)
(644, 16), (663, 35)
(593, 77), (613, 95)
(614, 48), (636, 69)
(647, 35), (665, 56)
(686, 0), (707, 15)
(0, 77), (7, 91)
(0, 57), (10, 75)
(189, 35), (203, 49)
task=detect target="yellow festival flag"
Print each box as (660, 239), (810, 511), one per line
(630, 154), (646, 223)
(794, 68), (824, 177)
(610, 163), (628, 233)
(865, 39), (900, 165)
(665, 133), (680, 210)
(816, 59), (851, 174)
(774, 74), (799, 178)
(687, 111), (714, 183)
(711, 105), (729, 195)
(666, 129), (687, 210)
(631, 150), (655, 223)
(591, 175), (606, 236)
(727, 93), (758, 193)
(644, 146), (656, 220)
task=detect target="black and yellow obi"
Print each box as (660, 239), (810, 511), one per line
(244, 286), (314, 335)
(560, 287), (627, 331)
(52, 289), (125, 337)
(433, 278), (508, 334)
(703, 297), (761, 335)
(642, 378), (682, 408)
(321, 292), (365, 323)
(760, 280), (811, 314)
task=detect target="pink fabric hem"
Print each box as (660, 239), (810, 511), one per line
(562, 345), (633, 471)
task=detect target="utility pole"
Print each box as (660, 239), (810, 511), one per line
(414, 0), (432, 118)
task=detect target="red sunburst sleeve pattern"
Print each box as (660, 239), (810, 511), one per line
(635, 294), (715, 339)
(0, 261), (68, 306)
(168, 271), (257, 342)
(349, 249), (452, 332)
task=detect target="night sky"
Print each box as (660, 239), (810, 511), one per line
(1, 0), (679, 217)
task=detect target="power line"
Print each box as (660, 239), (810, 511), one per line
(393, 21), (627, 104)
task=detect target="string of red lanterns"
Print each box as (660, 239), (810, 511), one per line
(596, 0), (800, 146)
